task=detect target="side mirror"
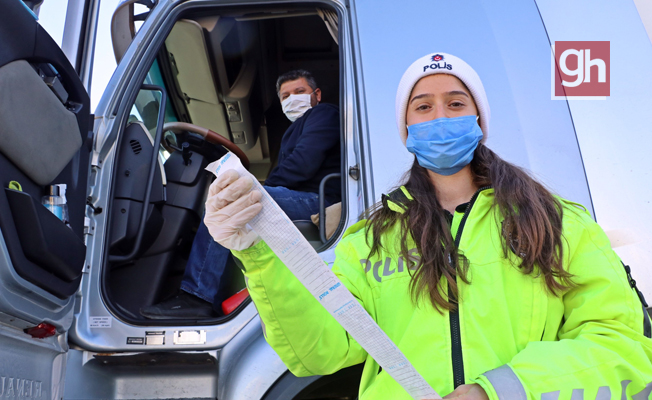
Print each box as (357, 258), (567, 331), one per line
(110, 0), (156, 63)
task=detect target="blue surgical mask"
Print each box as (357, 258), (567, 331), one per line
(406, 115), (483, 176)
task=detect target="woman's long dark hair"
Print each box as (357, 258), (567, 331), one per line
(367, 143), (574, 312)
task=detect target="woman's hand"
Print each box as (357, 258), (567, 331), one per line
(442, 384), (489, 400)
(204, 169), (263, 250)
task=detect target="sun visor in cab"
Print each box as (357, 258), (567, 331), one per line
(0, 60), (82, 185)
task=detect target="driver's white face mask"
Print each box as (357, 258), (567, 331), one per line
(281, 93), (312, 122)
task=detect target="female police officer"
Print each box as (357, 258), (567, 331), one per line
(202, 53), (652, 399)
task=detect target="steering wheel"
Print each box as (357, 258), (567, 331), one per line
(162, 122), (250, 170)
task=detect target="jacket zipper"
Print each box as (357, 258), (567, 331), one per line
(448, 186), (491, 388)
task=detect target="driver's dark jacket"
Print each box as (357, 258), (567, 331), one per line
(264, 103), (341, 204)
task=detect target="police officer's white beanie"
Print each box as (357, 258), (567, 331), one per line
(395, 52), (490, 145)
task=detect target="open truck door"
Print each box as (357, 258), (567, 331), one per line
(0, 0), (93, 396)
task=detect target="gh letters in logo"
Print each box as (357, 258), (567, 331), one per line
(553, 41), (610, 98)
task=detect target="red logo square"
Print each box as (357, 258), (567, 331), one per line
(554, 41), (610, 97)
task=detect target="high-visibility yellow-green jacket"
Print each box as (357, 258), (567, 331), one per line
(233, 187), (652, 399)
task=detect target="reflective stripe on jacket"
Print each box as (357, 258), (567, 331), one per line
(233, 187), (652, 399)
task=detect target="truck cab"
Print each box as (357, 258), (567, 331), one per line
(0, 0), (650, 399)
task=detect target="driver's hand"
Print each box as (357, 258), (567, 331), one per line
(204, 169), (263, 250)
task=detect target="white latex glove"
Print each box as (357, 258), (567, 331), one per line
(204, 169), (263, 250)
